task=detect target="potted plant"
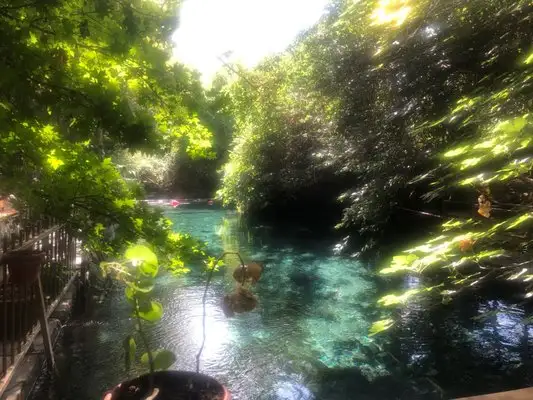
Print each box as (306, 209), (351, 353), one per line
(1, 248), (45, 285)
(100, 246), (262, 400)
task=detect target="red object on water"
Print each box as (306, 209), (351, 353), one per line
(170, 199), (180, 208)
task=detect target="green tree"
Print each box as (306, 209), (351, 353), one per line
(377, 56), (533, 316)
(219, 0), (533, 239)
(219, 52), (340, 216)
(167, 73), (234, 198)
(0, 0), (213, 264)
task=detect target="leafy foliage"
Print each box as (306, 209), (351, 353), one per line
(0, 0), (216, 262)
(207, 0), (533, 332)
(219, 0), (533, 236)
(378, 114), (533, 316)
(218, 51), (339, 214)
(113, 150), (175, 193)
(0, 0), (211, 151)
(370, 1), (533, 330)
(102, 245), (177, 374)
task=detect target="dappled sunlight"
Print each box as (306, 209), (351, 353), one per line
(5, 0), (533, 398)
(371, 0), (412, 27)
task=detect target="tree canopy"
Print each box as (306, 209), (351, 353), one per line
(4, 0), (533, 309)
(218, 0), (533, 312)
(0, 0), (214, 265)
(220, 0), (533, 230)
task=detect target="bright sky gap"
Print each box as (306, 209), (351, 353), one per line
(172, 0), (329, 84)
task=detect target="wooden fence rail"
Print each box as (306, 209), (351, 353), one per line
(0, 213), (78, 395)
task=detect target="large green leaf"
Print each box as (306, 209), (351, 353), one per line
(139, 262), (159, 277)
(125, 286), (135, 301)
(137, 300), (163, 322)
(140, 349), (176, 371)
(125, 245), (159, 277)
(125, 284), (154, 305)
(125, 244), (158, 265)
(127, 279), (155, 294)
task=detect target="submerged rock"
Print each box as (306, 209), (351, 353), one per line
(289, 271), (320, 287)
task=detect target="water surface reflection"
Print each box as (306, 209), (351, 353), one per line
(29, 208), (533, 399)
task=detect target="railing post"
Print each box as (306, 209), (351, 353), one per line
(36, 275), (56, 373)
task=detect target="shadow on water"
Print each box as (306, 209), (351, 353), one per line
(29, 207), (533, 400)
(385, 286), (533, 399)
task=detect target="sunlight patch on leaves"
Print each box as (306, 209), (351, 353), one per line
(444, 146), (469, 158)
(47, 155), (64, 170)
(371, 0), (412, 27)
(369, 319), (394, 336)
(380, 254), (418, 274)
(378, 289), (421, 306)
(505, 213), (533, 230)
(475, 250), (505, 260)
(125, 245), (158, 268)
(508, 268), (528, 280)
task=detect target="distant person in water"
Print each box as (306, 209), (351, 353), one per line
(208, 199), (214, 205)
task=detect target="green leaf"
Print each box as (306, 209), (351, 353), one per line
(140, 352), (150, 366)
(369, 319), (394, 336)
(127, 278), (155, 294)
(460, 157), (483, 170)
(378, 289), (421, 306)
(140, 349), (176, 371)
(125, 244), (158, 265)
(380, 254), (418, 274)
(139, 261), (159, 277)
(125, 286), (135, 301)
(506, 213), (533, 230)
(123, 335), (136, 371)
(443, 146), (469, 158)
(125, 245), (159, 277)
(47, 154), (64, 170)
(138, 300), (163, 322)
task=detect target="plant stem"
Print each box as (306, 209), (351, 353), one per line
(134, 297), (155, 392)
(196, 251), (246, 373)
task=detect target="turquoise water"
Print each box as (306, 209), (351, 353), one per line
(29, 207), (533, 399)
(159, 207), (386, 398)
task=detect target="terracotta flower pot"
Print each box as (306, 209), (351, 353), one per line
(103, 370), (230, 400)
(1, 249), (45, 285)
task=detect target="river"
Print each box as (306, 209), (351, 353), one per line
(29, 206), (533, 399)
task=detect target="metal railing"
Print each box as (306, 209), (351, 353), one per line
(0, 215), (77, 394)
